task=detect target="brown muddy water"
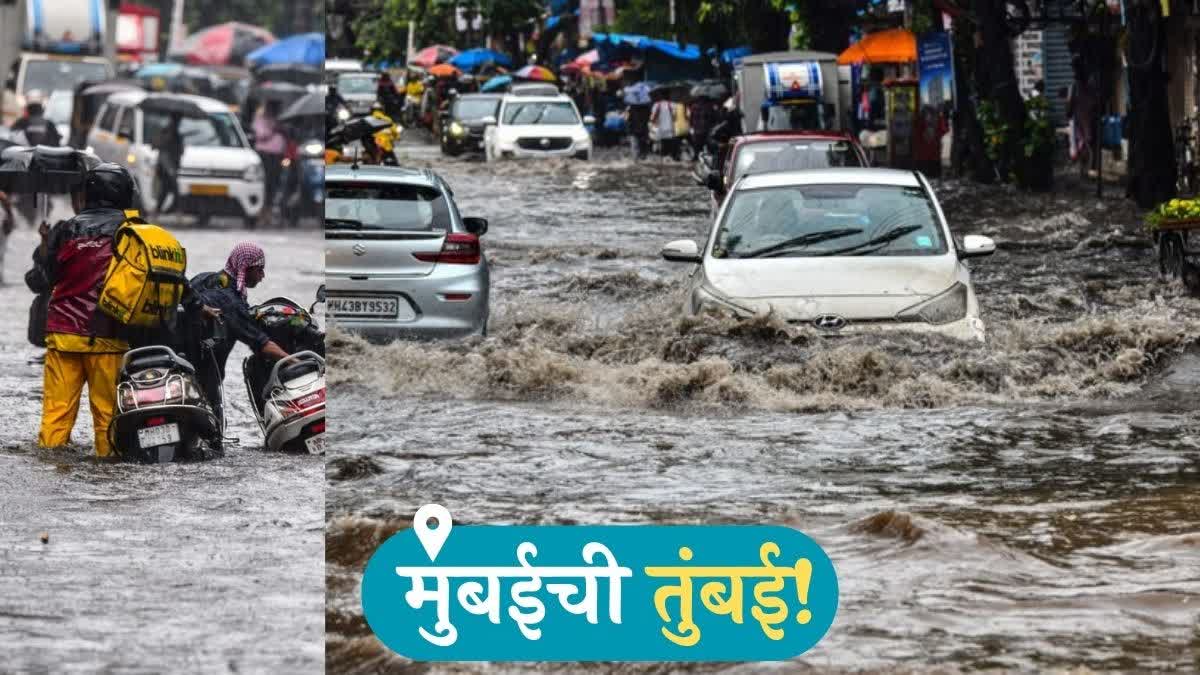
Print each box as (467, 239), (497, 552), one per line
(327, 144), (1200, 673)
(0, 223), (325, 672)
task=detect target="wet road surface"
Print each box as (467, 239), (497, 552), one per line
(0, 219), (325, 672)
(326, 142), (1200, 673)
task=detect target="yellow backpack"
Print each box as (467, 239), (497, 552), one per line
(97, 215), (188, 327)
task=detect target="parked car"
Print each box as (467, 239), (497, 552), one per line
(86, 90), (264, 226)
(325, 165), (490, 340)
(336, 71), (380, 116)
(662, 168), (995, 342)
(700, 131), (868, 207)
(440, 93), (501, 156)
(484, 95), (594, 161)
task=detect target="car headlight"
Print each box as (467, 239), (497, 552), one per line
(896, 282), (969, 325)
(692, 284), (755, 317)
(244, 163), (263, 182)
(449, 121), (466, 137)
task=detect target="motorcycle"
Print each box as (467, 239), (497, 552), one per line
(110, 345), (222, 463)
(242, 286), (326, 454)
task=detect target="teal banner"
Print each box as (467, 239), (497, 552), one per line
(361, 505), (839, 661)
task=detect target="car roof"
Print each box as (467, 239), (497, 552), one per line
(735, 130), (856, 144)
(103, 90), (231, 113)
(458, 93), (501, 100)
(737, 168), (921, 191)
(500, 94), (569, 103)
(325, 164), (441, 187)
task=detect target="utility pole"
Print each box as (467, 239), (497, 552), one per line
(669, 0), (676, 39)
(169, 0), (186, 55)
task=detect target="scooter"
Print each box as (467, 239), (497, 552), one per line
(242, 286), (326, 453)
(110, 346), (222, 463)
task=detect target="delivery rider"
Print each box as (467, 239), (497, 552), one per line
(35, 163), (138, 458)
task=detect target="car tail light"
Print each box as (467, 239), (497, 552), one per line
(414, 233), (481, 265)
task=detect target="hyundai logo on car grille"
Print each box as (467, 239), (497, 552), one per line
(813, 314), (847, 330)
(353, 243), (367, 256)
(539, 138), (550, 147)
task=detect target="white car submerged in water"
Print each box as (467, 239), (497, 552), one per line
(484, 94), (594, 162)
(661, 168), (996, 342)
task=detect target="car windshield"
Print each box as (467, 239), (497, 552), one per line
(325, 182), (452, 232)
(733, 140), (863, 181)
(338, 74), (377, 94)
(502, 101), (578, 125)
(22, 59), (110, 94)
(714, 183), (947, 258)
(144, 111), (245, 148)
(454, 98), (499, 120)
(43, 90), (73, 124)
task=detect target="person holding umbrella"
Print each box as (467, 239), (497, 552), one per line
(253, 100), (286, 226)
(155, 112), (184, 214)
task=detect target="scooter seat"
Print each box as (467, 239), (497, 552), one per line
(124, 351), (196, 376)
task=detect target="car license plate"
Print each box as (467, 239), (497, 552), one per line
(328, 296), (401, 318)
(305, 433), (326, 454)
(189, 183), (228, 196)
(138, 423), (181, 448)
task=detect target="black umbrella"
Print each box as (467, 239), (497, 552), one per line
(260, 81), (307, 103)
(0, 146), (101, 194)
(138, 94), (209, 119)
(254, 63), (321, 86)
(279, 91), (324, 122)
(329, 116), (391, 144)
(691, 80), (729, 100)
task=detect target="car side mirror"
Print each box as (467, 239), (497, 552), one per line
(463, 217), (488, 236)
(661, 239), (701, 263)
(583, 115), (596, 125)
(481, 116), (497, 126)
(959, 234), (996, 259)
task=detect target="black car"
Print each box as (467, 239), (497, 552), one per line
(440, 93), (502, 156)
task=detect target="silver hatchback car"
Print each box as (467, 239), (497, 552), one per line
(325, 165), (490, 340)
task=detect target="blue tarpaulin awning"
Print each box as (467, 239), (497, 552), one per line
(450, 47), (513, 71)
(246, 32), (324, 67)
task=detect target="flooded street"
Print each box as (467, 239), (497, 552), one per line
(0, 220), (325, 672)
(326, 143), (1200, 673)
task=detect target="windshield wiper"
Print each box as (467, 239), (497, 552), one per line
(325, 218), (363, 229)
(819, 225), (924, 256)
(737, 228), (863, 259)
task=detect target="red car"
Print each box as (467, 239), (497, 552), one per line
(705, 131), (869, 206)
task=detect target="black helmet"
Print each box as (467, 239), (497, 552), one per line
(83, 162), (136, 210)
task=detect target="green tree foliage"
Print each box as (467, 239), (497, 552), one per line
(350, 0), (541, 62)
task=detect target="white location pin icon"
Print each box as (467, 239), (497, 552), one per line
(413, 504), (453, 562)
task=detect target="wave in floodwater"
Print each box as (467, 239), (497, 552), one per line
(329, 296), (1200, 412)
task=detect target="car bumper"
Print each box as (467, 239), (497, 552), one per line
(796, 316), (986, 342)
(176, 178), (263, 217)
(495, 142), (590, 159)
(326, 265), (490, 342)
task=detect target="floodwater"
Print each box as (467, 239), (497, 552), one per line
(326, 142), (1200, 673)
(0, 219), (325, 672)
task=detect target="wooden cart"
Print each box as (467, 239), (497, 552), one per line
(1153, 218), (1200, 291)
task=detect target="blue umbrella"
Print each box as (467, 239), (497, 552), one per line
(480, 75), (512, 92)
(246, 32), (324, 67)
(450, 48), (513, 72)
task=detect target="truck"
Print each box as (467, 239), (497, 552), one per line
(734, 51), (853, 134)
(2, 0), (115, 125)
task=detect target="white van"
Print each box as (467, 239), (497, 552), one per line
(86, 90), (264, 226)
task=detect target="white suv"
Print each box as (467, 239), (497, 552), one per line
(484, 95), (594, 162)
(87, 90), (264, 226)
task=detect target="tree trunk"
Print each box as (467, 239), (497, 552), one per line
(951, 14), (992, 181)
(1126, 0), (1176, 207)
(974, 0), (1025, 183)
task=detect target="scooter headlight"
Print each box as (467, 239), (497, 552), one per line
(303, 141), (324, 155)
(896, 283), (969, 325)
(337, 107), (350, 121)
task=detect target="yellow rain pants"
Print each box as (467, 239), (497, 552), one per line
(38, 333), (127, 458)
